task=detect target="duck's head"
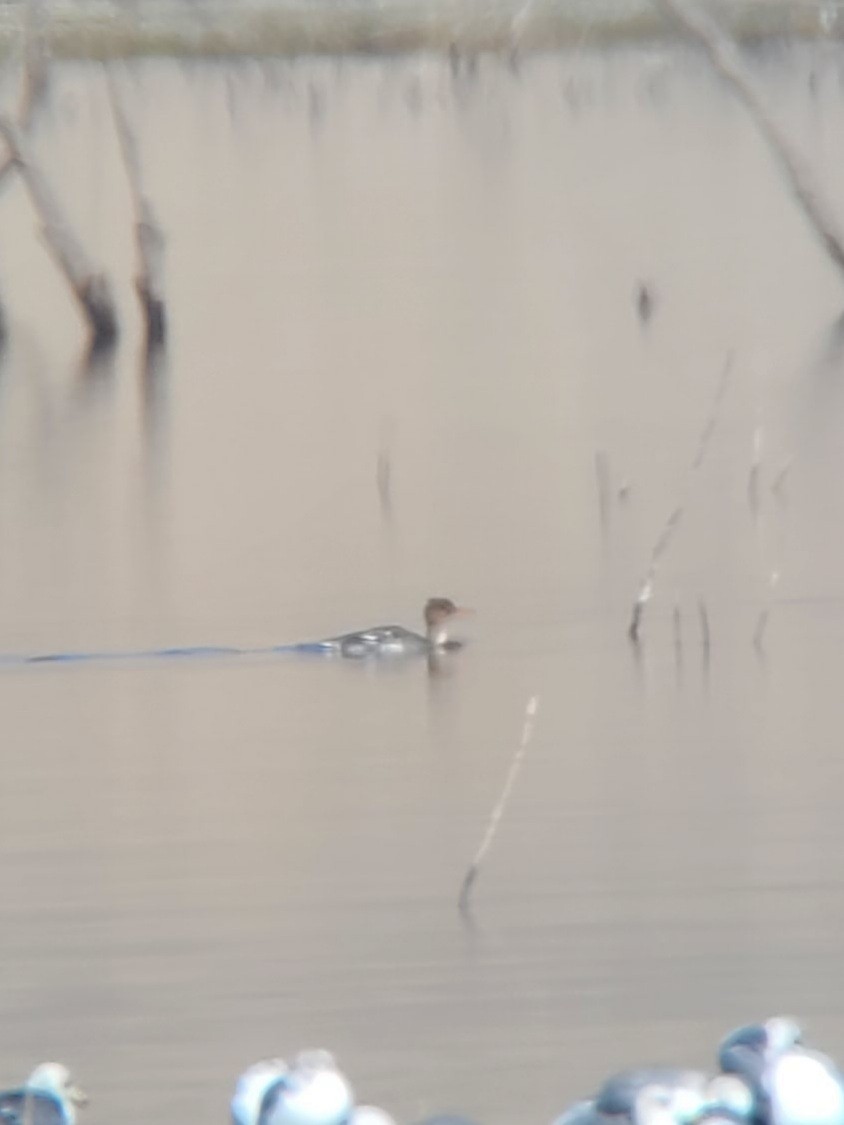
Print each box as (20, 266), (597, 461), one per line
(763, 1017), (803, 1059)
(423, 598), (473, 647)
(26, 1063), (88, 1110)
(719, 1018), (803, 1084)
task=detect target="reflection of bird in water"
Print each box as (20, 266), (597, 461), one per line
(0, 1063), (88, 1125)
(719, 1018), (844, 1125)
(231, 1051), (395, 1125)
(307, 597), (473, 659)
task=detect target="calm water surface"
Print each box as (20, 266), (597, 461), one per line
(1, 42), (844, 1125)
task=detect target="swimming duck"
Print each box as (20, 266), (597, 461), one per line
(311, 598), (472, 659)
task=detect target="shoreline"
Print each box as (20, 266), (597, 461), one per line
(1, 0), (841, 60)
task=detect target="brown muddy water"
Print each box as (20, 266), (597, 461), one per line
(3, 40), (844, 1125)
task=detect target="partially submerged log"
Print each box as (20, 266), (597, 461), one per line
(106, 66), (167, 345)
(655, 0), (844, 280)
(0, 117), (118, 349)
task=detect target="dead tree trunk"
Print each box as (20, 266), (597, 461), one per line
(0, 118), (118, 348)
(105, 66), (166, 345)
(655, 0), (844, 280)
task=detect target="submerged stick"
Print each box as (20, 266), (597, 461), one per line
(458, 695), (539, 914)
(376, 416), (394, 522)
(628, 354), (733, 642)
(748, 425), (763, 517)
(698, 597), (711, 655)
(771, 457), (792, 500)
(655, 0), (844, 279)
(0, 118), (118, 348)
(105, 65), (166, 344)
(595, 449), (610, 532)
(754, 565), (781, 653)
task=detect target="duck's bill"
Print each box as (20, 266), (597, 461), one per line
(68, 1086), (89, 1107)
(452, 607), (475, 617)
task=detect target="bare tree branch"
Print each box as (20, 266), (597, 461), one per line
(655, 0), (844, 279)
(0, 116), (118, 348)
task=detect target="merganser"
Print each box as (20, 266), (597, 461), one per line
(0, 1063), (88, 1125)
(718, 1020), (844, 1125)
(310, 598), (473, 659)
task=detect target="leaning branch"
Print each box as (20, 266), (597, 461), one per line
(655, 0), (844, 279)
(105, 65), (166, 344)
(628, 354), (733, 641)
(459, 695), (539, 915)
(0, 118), (118, 348)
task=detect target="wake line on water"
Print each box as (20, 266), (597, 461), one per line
(0, 641), (333, 668)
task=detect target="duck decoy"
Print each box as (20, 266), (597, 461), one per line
(0, 1063), (88, 1125)
(718, 1020), (844, 1125)
(232, 1051), (353, 1125)
(231, 1052), (397, 1125)
(554, 1072), (753, 1125)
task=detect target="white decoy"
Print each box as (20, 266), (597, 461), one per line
(232, 1059), (289, 1125)
(0, 1063), (88, 1125)
(232, 1051), (354, 1125)
(718, 1019), (844, 1125)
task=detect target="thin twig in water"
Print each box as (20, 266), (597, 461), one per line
(458, 695), (539, 915)
(698, 598), (711, 655)
(754, 570), (780, 652)
(628, 354), (733, 642)
(595, 449), (610, 532)
(748, 424), (763, 517)
(376, 417), (394, 522)
(771, 457), (792, 500)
